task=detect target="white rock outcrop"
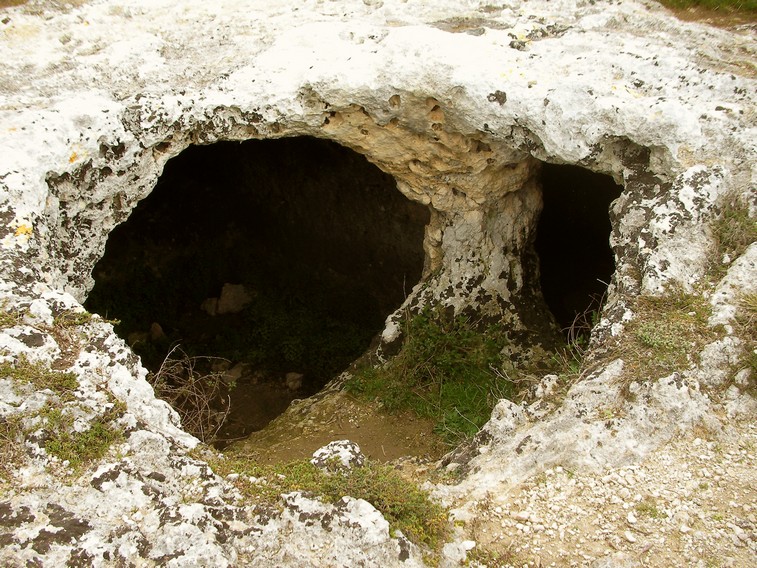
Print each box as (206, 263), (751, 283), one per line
(0, 0), (754, 566)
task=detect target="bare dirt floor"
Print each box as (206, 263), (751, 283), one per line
(227, 388), (448, 464)
(662, 4), (757, 28)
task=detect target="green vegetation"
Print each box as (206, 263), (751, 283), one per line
(347, 306), (514, 445)
(658, 0), (757, 13)
(734, 293), (757, 392)
(621, 288), (716, 381)
(0, 355), (78, 400)
(1, 401), (125, 478)
(711, 193), (757, 277)
(708, 193), (756, 392)
(465, 545), (517, 567)
(636, 498), (666, 519)
(52, 309), (93, 328)
(0, 301), (25, 329)
(207, 450), (449, 549)
(0, 413), (26, 481)
(41, 402), (125, 470)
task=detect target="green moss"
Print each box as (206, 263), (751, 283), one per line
(41, 403), (125, 470)
(207, 451), (448, 549)
(621, 289), (717, 380)
(0, 355), (78, 400)
(347, 306), (514, 445)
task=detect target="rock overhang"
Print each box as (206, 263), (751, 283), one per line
(0, 0), (753, 389)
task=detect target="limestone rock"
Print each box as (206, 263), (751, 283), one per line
(311, 440), (366, 471)
(0, 0), (754, 566)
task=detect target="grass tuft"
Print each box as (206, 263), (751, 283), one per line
(0, 300), (29, 329)
(636, 498), (666, 519)
(711, 192), (757, 276)
(733, 293), (757, 392)
(0, 413), (27, 481)
(52, 310), (93, 328)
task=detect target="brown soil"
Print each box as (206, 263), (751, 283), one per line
(226, 388), (448, 465)
(213, 376), (302, 447)
(659, 4), (756, 28)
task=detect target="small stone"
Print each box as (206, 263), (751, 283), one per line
(149, 321), (165, 341)
(624, 531), (636, 543)
(285, 372), (303, 390)
(679, 525), (691, 534)
(627, 512), (637, 524)
(200, 297), (219, 316)
(217, 283), (253, 314)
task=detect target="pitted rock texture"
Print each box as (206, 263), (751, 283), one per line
(0, 0), (755, 566)
(311, 440), (366, 471)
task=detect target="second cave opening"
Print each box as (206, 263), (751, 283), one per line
(534, 163), (623, 338)
(85, 136), (429, 446)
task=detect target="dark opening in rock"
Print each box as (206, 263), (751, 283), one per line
(85, 137), (429, 446)
(534, 163), (623, 336)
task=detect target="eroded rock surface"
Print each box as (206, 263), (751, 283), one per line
(0, 0), (754, 566)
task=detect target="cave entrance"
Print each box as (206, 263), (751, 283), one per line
(85, 136), (429, 447)
(534, 163), (623, 339)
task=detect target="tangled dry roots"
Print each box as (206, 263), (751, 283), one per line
(149, 346), (232, 443)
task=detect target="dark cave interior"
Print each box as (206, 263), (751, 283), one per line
(534, 163), (623, 335)
(85, 136), (429, 443)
